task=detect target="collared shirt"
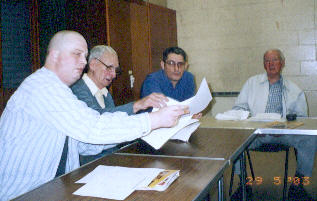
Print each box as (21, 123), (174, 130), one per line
(82, 73), (108, 108)
(265, 78), (283, 114)
(0, 67), (151, 201)
(140, 69), (195, 101)
(82, 73), (108, 98)
(233, 73), (307, 117)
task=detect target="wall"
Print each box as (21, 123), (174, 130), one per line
(167, 0), (317, 117)
(148, 0), (167, 7)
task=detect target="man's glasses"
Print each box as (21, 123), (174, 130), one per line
(264, 58), (281, 64)
(165, 60), (186, 69)
(95, 58), (122, 75)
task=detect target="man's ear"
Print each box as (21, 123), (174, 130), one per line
(50, 50), (59, 62)
(89, 59), (98, 71)
(185, 62), (189, 70)
(160, 60), (165, 70)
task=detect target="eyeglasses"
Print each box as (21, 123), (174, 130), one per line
(264, 58), (281, 64)
(165, 60), (186, 69)
(95, 58), (122, 75)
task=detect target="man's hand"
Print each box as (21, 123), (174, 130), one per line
(192, 113), (202, 119)
(133, 93), (168, 113)
(149, 105), (189, 130)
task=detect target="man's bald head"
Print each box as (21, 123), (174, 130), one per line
(47, 30), (86, 54)
(45, 30), (88, 86)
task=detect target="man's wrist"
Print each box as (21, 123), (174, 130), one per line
(133, 101), (141, 113)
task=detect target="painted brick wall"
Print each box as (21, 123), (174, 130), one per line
(168, 0), (317, 116)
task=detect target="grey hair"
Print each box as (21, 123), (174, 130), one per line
(88, 45), (117, 63)
(263, 49), (285, 62)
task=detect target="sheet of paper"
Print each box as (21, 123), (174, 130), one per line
(143, 78), (212, 149)
(142, 116), (199, 149)
(247, 113), (285, 122)
(73, 165), (162, 200)
(170, 121), (200, 142)
(153, 78), (212, 115)
(187, 78), (212, 115)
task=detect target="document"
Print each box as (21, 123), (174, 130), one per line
(247, 113), (285, 122)
(142, 78), (212, 149)
(73, 165), (179, 200)
(170, 121), (201, 142)
(215, 110), (250, 120)
(136, 169), (180, 191)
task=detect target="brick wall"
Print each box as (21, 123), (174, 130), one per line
(168, 0), (317, 116)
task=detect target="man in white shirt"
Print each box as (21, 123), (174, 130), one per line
(232, 49), (315, 200)
(71, 45), (168, 164)
(0, 30), (188, 201)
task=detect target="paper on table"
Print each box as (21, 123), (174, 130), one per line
(136, 169), (180, 191)
(142, 78), (212, 149)
(215, 110), (250, 120)
(247, 113), (285, 122)
(170, 121), (201, 142)
(74, 165), (162, 200)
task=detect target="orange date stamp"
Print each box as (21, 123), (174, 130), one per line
(246, 176), (311, 186)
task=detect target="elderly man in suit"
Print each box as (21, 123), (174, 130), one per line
(71, 45), (168, 164)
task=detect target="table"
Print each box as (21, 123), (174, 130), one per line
(118, 127), (256, 201)
(200, 116), (317, 200)
(12, 154), (228, 201)
(118, 128), (255, 163)
(200, 116), (317, 135)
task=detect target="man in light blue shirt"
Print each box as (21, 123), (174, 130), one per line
(0, 30), (188, 201)
(232, 49), (315, 200)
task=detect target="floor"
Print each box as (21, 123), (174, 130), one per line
(210, 149), (317, 200)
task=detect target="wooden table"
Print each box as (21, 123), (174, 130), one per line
(12, 154), (228, 201)
(117, 127), (256, 201)
(200, 116), (317, 135)
(118, 128), (256, 163)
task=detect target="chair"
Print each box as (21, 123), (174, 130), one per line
(229, 143), (290, 201)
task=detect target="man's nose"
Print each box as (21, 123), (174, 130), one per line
(111, 71), (116, 79)
(80, 56), (87, 65)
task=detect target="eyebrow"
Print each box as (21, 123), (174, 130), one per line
(74, 49), (88, 57)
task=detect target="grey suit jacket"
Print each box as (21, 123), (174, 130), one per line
(71, 79), (134, 115)
(70, 79), (136, 165)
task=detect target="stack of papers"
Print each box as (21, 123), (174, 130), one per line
(142, 78), (212, 149)
(73, 165), (179, 200)
(247, 113), (284, 122)
(136, 169), (180, 191)
(215, 110), (250, 120)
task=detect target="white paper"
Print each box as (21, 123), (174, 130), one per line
(215, 110), (250, 120)
(142, 78), (212, 149)
(247, 113), (285, 122)
(142, 116), (199, 149)
(170, 121), (201, 142)
(187, 78), (212, 115)
(73, 165), (163, 200)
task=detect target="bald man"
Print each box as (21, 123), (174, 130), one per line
(0, 30), (188, 200)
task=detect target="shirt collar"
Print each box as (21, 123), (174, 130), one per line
(161, 69), (185, 88)
(82, 73), (108, 97)
(259, 73), (283, 85)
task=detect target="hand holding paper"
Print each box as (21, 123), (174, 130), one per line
(149, 105), (189, 130)
(142, 78), (212, 149)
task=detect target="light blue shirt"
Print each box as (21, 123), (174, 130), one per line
(0, 67), (151, 200)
